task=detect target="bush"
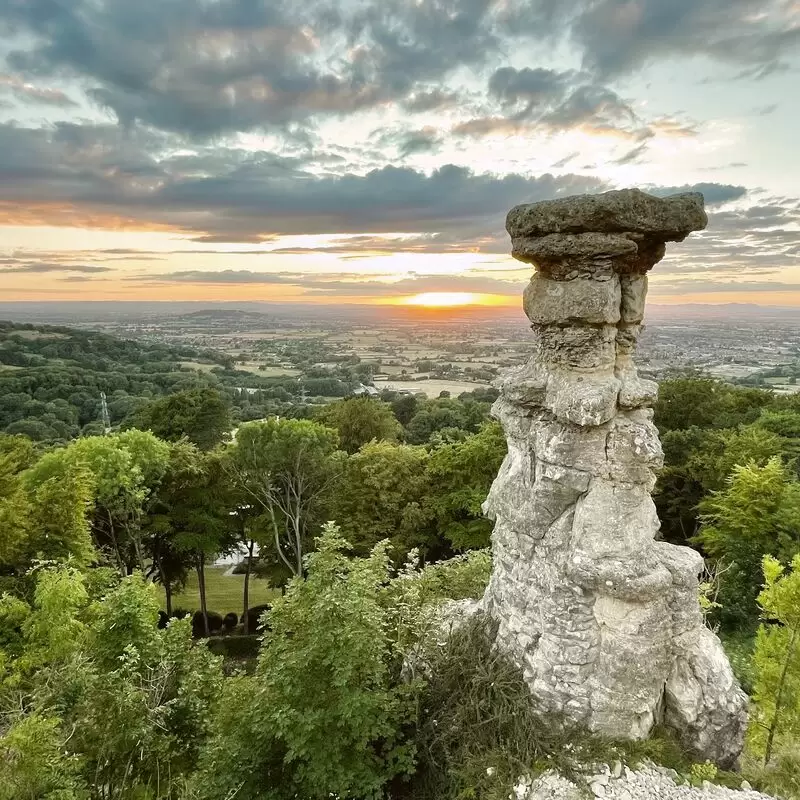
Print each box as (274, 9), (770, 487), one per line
(194, 524), (418, 800)
(1, 568), (224, 800)
(206, 634), (260, 660)
(191, 610), (223, 637)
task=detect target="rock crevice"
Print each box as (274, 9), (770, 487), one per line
(482, 189), (747, 767)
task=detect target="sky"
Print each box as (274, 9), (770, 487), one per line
(0, 0), (798, 307)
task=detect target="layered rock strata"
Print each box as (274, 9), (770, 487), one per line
(482, 189), (748, 767)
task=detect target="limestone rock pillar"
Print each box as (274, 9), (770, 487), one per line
(482, 189), (747, 767)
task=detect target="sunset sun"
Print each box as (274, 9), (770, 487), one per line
(402, 292), (478, 307)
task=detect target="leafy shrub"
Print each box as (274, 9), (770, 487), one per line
(205, 634), (260, 660)
(0, 713), (88, 800)
(412, 549), (491, 603)
(194, 523), (418, 800)
(1, 568), (224, 800)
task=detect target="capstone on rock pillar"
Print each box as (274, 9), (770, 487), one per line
(482, 189), (748, 767)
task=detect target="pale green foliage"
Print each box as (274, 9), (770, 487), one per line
(689, 760), (718, 785)
(0, 567), (223, 800)
(195, 523), (417, 800)
(0, 713), (89, 800)
(0, 434), (95, 571)
(412, 549), (491, 603)
(748, 555), (800, 765)
(696, 457), (800, 626)
(21, 431), (170, 573)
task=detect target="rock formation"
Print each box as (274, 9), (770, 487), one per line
(482, 189), (748, 767)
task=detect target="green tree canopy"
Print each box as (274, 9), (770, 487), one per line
(128, 387), (232, 450)
(314, 397), (402, 454)
(228, 418), (341, 577)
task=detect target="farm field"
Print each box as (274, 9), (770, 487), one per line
(381, 378), (489, 397)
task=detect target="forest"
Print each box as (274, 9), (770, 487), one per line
(1, 327), (800, 799)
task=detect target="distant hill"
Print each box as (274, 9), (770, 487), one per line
(0, 321), (231, 441)
(0, 301), (798, 327)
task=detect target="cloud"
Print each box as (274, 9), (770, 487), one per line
(649, 183), (748, 206)
(488, 67), (573, 115)
(0, 121), (608, 244)
(0, 262), (114, 274)
(1, 0), (793, 150)
(614, 143), (649, 165)
(0, 0), (503, 138)
(402, 88), (460, 112)
(136, 270), (309, 285)
(478, 66), (676, 141)
(0, 73), (76, 106)
(132, 268), (526, 297)
(571, 0), (800, 78)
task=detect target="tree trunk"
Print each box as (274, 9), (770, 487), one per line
(269, 506), (297, 576)
(164, 582), (173, 618)
(243, 538), (254, 634)
(156, 547), (173, 617)
(765, 625), (799, 765)
(197, 554), (209, 637)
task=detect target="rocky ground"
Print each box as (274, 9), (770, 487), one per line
(522, 762), (774, 799)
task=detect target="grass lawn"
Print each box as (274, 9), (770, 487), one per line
(159, 565), (279, 615)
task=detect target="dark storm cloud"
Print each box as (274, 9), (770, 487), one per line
(0, 0), (502, 138)
(0, 121), (607, 243)
(570, 0), (799, 78)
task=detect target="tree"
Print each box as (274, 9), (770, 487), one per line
(228, 418), (341, 579)
(424, 422), (507, 551)
(696, 458), (800, 628)
(314, 397), (402, 454)
(149, 445), (234, 634)
(330, 442), (431, 559)
(0, 435), (96, 577)
(656, 423), (785, 547)
(22, 432), (170, 575)
(655, 376), (770, 434)
(749, 555), (800, 765)
(194, 524), (416, 800)
(0, 567), (223, 799)
(405, 398), (488, 445)
(213, 448), (268, 631)
(128, 387), (232, 450)
(391, 394), (419, 426)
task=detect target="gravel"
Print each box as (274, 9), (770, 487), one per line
(518, 762), (774, 800)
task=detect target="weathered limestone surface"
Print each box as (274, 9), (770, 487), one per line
(482, 189), (748, 767)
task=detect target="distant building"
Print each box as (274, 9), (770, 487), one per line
(213, 542), (261, 567)
(352, 383), (379, 397)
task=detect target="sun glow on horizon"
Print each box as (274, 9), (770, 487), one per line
(401, 292), (480, 307)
